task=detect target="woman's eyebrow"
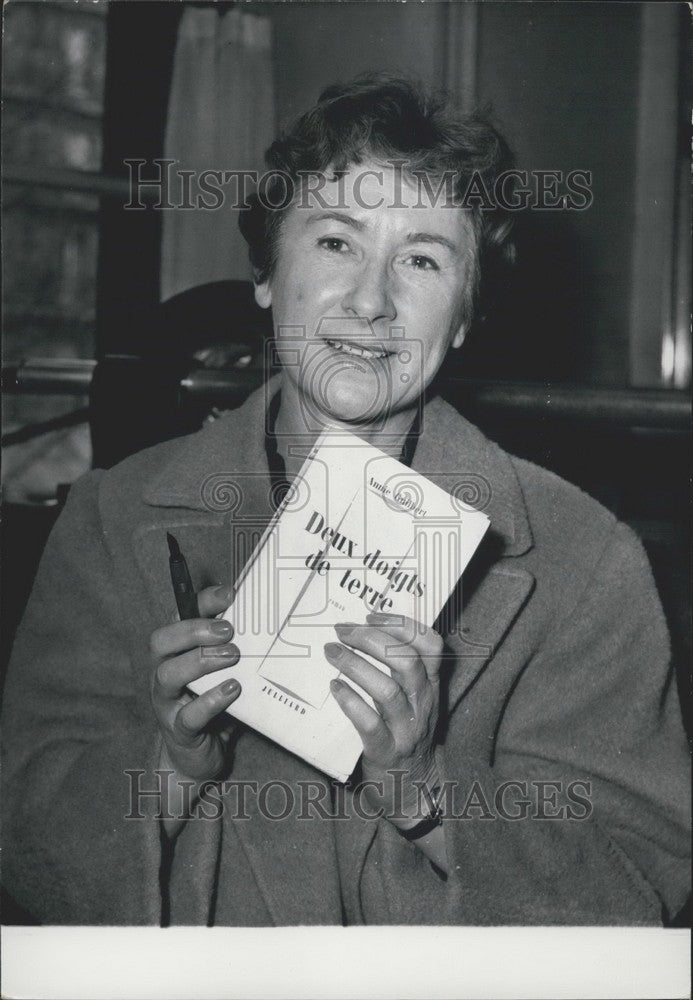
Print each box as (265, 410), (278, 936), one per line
(305, 211), (366, 231)
(303, 213), (460, 254)
(405, 231), (459, 254)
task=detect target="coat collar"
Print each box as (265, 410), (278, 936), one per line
(142, 377), (533, 558)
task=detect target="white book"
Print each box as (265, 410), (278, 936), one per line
(188, 429), (489, 782)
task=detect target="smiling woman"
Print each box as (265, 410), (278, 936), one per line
(254, 160), (478, 450)
(2, 73), (690, 928)
(242, 76), (514, 477)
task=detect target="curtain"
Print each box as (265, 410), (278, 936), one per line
(160, 6), (274, 300)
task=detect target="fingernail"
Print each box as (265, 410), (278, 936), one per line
(204, 644), (239, 659)
(214, 584), (233, 602)
(334, 622), (358, 639)
(366, 613), (401, 625)
(324, 642), (344, 661)
(330, 679), (343, 693)
(221, 679), (239, 695)
(210, 620), (233, 636)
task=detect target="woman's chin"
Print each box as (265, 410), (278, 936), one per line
(308, 379), (394, 427)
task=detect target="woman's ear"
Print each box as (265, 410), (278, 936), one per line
(451, 323), (467, 350)
(254, 280), (272, 310)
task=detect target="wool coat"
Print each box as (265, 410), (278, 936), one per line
(2, 383), (690, 925)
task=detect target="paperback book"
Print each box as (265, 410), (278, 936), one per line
(189, 429), (489, 781)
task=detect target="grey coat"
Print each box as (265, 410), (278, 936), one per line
(2, 385), (690, 925)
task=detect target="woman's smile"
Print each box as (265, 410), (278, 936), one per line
(323, 338), (390, 360)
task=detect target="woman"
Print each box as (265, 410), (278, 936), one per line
(2, 75), (689, 926)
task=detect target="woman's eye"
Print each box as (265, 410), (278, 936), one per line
(318, 237), (348, 253)
(408, 254), (439, 272)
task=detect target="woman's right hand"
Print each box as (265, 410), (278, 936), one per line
(149, 583), (241, 787)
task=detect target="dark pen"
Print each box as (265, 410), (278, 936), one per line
(167, 532), (200, 620)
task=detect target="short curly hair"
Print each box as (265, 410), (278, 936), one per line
(239, 73), (514, 324)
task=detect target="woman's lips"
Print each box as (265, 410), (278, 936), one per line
(323, 338), (389, 360)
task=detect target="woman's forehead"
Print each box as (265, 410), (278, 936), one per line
(277, 159), (475, 254)
(293, 158), (460, 212)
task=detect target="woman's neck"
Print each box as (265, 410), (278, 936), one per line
(273, 376), (419, 481)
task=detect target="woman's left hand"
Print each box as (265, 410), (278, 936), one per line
(325, 612), (444, 829)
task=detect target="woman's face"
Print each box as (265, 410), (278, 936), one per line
(254, 160), (476, 432)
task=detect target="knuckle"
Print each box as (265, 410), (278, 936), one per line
(190, 621), (211, 644)
(362, 714), (383, 737)
(154, 661), (170, 689)
(398, 651), (420, 672)
(174, 711), (201, 742)
(425, 630), (444, 656)
(380, 681), (401, 705)
(149, 627), (166, 658)
(153, 661), (181, 699)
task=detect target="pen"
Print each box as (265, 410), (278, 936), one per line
(167, 532), (200, 620)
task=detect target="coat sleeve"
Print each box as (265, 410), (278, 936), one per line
(1, 472), (218, 924)
(435, 519), (691, 925)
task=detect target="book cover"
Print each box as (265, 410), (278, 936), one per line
(188, 429), (489, 782)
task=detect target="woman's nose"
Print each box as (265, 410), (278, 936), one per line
(341, 258), (396, 323)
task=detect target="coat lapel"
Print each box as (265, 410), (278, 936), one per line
(445, 563), (535, 710)
(410, 393), (535, 711)
(134, 383), (281, 614)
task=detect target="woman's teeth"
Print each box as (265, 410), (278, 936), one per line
(325, 339), (388, 359)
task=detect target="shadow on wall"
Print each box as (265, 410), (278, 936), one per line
(456, 210), (588, 384)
